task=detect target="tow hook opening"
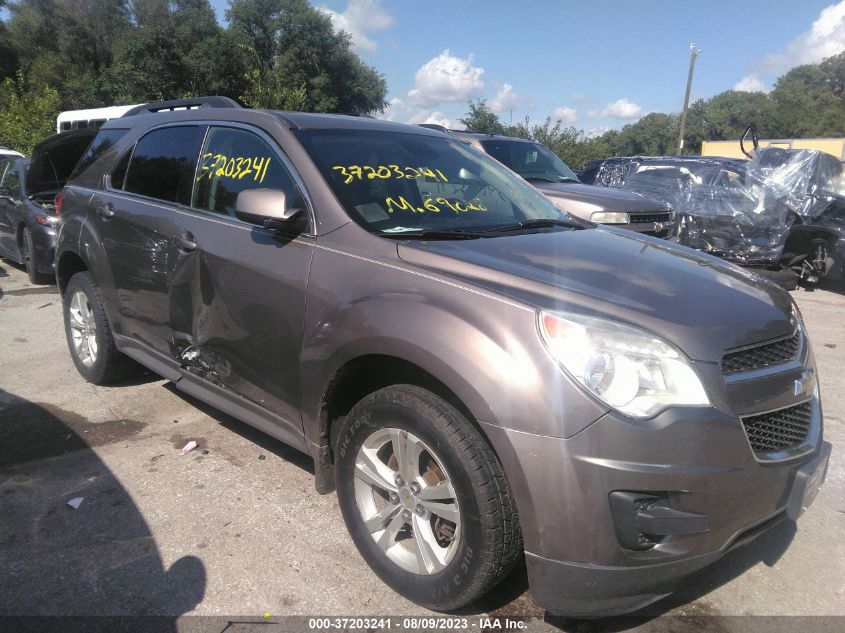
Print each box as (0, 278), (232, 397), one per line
(609, 491), (711, 551)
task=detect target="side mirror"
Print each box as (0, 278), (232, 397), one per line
(235, 188), (304, 231)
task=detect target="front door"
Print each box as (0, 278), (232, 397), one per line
(167, 124), (314, 424)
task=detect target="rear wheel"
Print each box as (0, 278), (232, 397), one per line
(63, 271), (135, 384)
(22, 227), (50, 284)
(334, 385), (522, 611)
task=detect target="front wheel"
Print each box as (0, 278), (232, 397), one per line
(334, 385), (522, 611)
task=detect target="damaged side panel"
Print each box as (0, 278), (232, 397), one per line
(166, 210), (314, 437)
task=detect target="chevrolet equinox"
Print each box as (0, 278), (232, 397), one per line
(55, 97), (831, 617)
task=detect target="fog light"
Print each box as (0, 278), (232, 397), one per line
(591, 211), (630, 224)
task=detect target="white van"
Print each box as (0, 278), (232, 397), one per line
(56, 105), (143, 133)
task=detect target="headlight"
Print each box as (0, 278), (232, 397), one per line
(539, 311), (709, 418)
(590, 211), (630, 224)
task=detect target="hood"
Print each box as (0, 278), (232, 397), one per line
(396, 227), (795, 363)
(529, 180), (670, 214)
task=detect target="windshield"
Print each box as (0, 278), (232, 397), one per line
(295, 129), (575, 234)
(479, 139), (580, 183)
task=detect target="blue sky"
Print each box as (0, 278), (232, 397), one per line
(230, 1), (844, 132)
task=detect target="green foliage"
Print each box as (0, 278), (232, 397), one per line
(0, 0), (386, 118)
(459, 99), (506, 134)
(0, 71), (59, 153)
(231, 0), (387, 113)
(769, 52), (845, 137)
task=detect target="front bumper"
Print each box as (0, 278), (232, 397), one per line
(524, 441), (830, 617)
(31, 224), (57, 274)
(481, 382), (829, 617)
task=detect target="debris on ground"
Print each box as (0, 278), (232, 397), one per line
(180, 440), (198, 455)
(67, 497), (83, 510)
(258, 454), (266, 461)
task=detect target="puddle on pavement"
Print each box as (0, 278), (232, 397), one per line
(0, 400), (147, 467)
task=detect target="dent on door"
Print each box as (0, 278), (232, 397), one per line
(166, 231), (312, 421)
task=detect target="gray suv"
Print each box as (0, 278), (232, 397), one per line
(55, 98), (830, 617)
(441, 130), (676, 238)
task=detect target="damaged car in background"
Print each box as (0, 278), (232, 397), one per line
(581, 148), (845, 288)
(0, 129), (101, 284)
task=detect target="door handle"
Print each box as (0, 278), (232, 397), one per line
(97, 203), (114, 219)
(174, 233), (198, 252)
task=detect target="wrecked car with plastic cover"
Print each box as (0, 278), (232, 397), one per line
(581, 148), (845, 286)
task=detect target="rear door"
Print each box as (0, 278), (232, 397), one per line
(91, 124), (207, 357)
(169, 123), (314, 425)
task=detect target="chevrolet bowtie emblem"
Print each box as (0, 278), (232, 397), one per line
(794, 369), (815, 398)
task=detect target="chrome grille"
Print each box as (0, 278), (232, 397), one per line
(741, 401), (812, 454)
(721, 330), (801, 375)
(630, 212), (673, 224)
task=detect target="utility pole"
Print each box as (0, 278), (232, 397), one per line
(677, 44), (701, 155)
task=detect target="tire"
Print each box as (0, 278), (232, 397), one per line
(22, 227), (51, 285)
(63, 271), (135, 384)
(334, 384), (522, 611)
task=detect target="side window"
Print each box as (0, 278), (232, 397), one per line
(110, 151), (131, 190)
(194, 126), (300, 217)
(1, 163), (20, 196)
(124, 126), (205, 206)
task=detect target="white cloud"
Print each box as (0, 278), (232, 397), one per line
(318, 0), (393, 53)
(379, 97), (405, 122)
(407, 50), (485, 107)
(552, 106), (578, 124)
(589, 98), (643, 120)
(758, 1), (845, 74)
(377, 97), (452, 128)
(489, 83), (519, 113)
(408, 110), (451, 127)
(585, 126), (611, 139)
(733, 74), (768, 92)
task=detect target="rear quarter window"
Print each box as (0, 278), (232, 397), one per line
(70, 128), (129, 180)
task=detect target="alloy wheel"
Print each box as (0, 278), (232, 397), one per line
(68, 290), (98, 367)
(353, 427), (461, 575)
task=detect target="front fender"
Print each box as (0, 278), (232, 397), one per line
(299, 240), (607, 446)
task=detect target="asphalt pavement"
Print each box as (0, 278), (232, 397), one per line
(0, 259), (842, 633)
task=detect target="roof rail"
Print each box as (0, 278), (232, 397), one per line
(121, 96), (241, 118)
(418, 124), (450, 134)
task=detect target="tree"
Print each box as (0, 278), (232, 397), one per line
(769, 52), (845, 137)
(229, 0), (387, 113)
(0, 71), (59, 153)
(459, 99), (506, 133)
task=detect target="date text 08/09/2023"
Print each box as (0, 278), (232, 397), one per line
(307, 617), (528, 630)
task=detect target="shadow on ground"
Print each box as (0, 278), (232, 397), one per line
(161, 382), (315, 475)
(0, 388), (206, 632)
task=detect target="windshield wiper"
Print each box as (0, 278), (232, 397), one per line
(524, 175), (579, 184)
(482, 218), (581, 234)
(375, 228), (487, 239)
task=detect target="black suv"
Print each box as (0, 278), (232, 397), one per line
(55, 98), (829, 617)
